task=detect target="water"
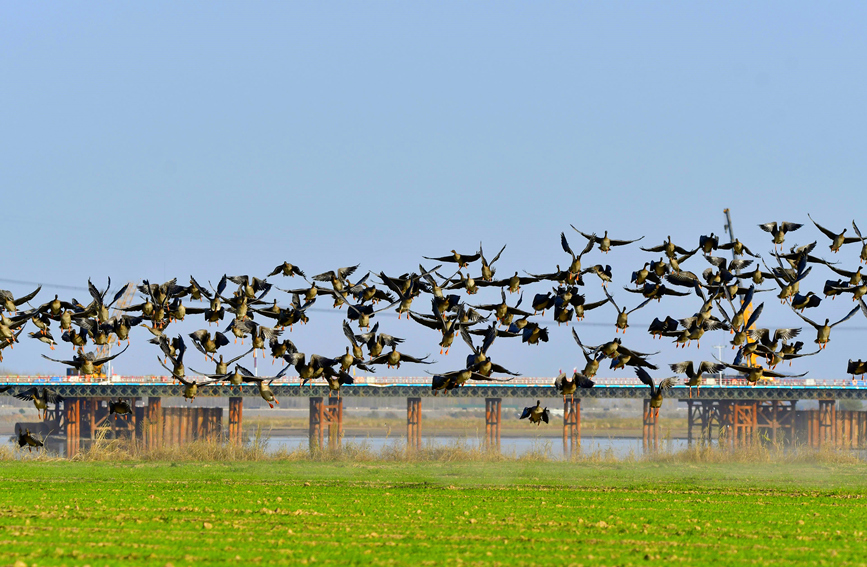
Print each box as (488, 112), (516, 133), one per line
(264, 435), (690, 459)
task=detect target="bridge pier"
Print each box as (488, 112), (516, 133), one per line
(309, 397), (342, 450)
(642, 399), (658, 450)
(485, 398), (501, 450)
(64, 398), (81, 458)
(563, 400), (580, 454)
(407, 398), (422, 450)
(145, 397), (162, 449)
(228, 397), (243, 444)
(818, 399), (836, 447)
(756, 400), (796, 444)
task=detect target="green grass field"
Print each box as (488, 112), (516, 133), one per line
(1, 460), (867, 566)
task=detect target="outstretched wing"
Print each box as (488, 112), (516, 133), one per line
(808, 214), (839, 240)
(831, 305), (861, 328)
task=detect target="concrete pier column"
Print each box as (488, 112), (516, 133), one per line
(819, 399), (836, 448)
(146, 397), (162, 449)
(563, 399), (580, 454)
(485, 398), (501, 450)
(309, 397), (324, 450)
(407, 398), (422, 450)
(327, 397), (343, 447)
(64, 398), (81, 458)
(228, 397), (243, 444)
(642, 399), (658, 451)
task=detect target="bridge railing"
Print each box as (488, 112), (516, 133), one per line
(1, 374), (867, 388)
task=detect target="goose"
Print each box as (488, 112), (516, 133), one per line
(826, 265), (864, 286)
(227, 275), (272, 300)
(585, 264), (614, 287)
(471, 290), (532, 325)
(184, 276), (213, 301)
(635, 367), (677, 419)
(336, 290), (400, 329)
(477, 271), (539, 294)
(354, 323), (405, 360)
(641, 236), (694, 260)
(554, 369), (595, 403)
(519, 401), (549, 425)
(108, 399), (133, 419)
(423, 250), (480, 269)
(669, 361), (725, 398)
(28, 329), (56, 350)
(848, 359), (867, 378)
(602, 287), (651, 333)
(109, 314), (143, 346)
(791, 292), (822, 311)
(211, 349), (254, 375)
(572, 329), (603, 378)
(343, 320), (365, 359)
(268, 262), (306, 278)
(429, 367), (513, 392)
(758, 221), (803, 248)
(17, 428), (44, 452)
(573, 226), (644, 253)
(647, 316), (679, 340)
(334, 346), (376, 374)
(462, 325), (519, 377)
(825, 281), (867, 302)
(407, 299), (464, 354)
(321, 367), (355, 399)
(42, 345), (128, 376)
(523, 265), (575, 285)
(368, 345), (431, 369)
(791, 305), (860, 349)
(245, 365), (291, 407)
(479, 243), (507, 281)
(698, 233), (719, 254)
(191, 363), (257, 393)
(0, 285), (41, 314)
(559, 232), (595, 280)
(748, 328), (802, 352)
(521, 322), (549, 345)
(156, 336), (187, 381)
(716, 359), (807, 385)
(852, 220), (867, 264)
(718, 238), (759, 258)
(38, 293), (76, 317)
(809, 214), (861, 253)
(189, 329), (230, 359)
(14, 387), (64, 419)
(0, 328), (24, 361)
(268, 336), (293, 362)
(87, 279), (131, 323)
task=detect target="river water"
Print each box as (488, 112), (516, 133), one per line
(264, 435), (689, 459)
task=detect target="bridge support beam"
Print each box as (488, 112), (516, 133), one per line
(485, 398), (501, 450)
(563, 400), (580, 454)
(642, 399), (658, 451)
(407, 398), (422, 450)
(145, 397), (162, 450)
(64, 398), (81, 458)
(309, 397), (342, 450)
(818, 399), (836, 447)
(228, 397), (243, 444)
(755, 400), (796, 444)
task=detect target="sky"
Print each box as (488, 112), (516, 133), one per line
(1, 2), (866, 380)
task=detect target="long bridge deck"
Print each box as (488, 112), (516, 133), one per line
(4, 375), (867, 457)
(3, 375), (867, 400)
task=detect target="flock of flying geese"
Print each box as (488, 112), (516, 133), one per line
(4, 215), (867, 443)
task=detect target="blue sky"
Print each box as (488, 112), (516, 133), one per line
(1, 2), (866, 379)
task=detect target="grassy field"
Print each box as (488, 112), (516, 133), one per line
(1, 459), (867, 566)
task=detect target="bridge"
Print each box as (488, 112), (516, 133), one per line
(3, 375), (867, 457)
